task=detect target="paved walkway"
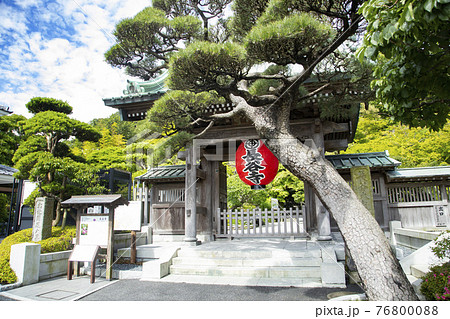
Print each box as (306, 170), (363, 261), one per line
(0, 275), (363, 301)
(0, 276), (116, 301)
(0, 237), (360, 301)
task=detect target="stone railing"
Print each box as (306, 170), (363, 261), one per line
(39, 250), (72, 281)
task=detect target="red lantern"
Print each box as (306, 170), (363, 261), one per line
(235, 139), (279, 189)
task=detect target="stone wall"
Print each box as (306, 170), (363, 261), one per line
(39, 250), (71, 281)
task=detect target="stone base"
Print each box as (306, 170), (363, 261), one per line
(10, 243), (41, 285)
(317, 235), (332, 241)
(348, 271), (362, 284)
(183, 240), (202, 246)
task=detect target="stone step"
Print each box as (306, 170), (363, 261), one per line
(169, 264), (321, 278)
(176, 248), (321, 259)
(411, 264), (429, 278)
(117, 245), (181, 260)
(152, 274), (322, 287)
(172, 256), (322, 267)
(406, 274), (426, 301)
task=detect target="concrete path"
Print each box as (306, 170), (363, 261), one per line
(0, 275), (364, 301)
(0, 276), (116, 301)
(79, 279), (363, 301)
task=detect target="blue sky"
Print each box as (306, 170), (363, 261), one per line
(0, 0), (151, 122)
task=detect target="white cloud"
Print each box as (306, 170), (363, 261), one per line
(1, 0), (153, 122)
(14, 0), (40, 9)
(0, 3), (28, 35)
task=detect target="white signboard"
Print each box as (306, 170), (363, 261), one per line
(114, 201), (142, 231)
(79, 215), (109, 246)
(435, 205), (448, 227)
(271, 198), (279, 210)
(69, 245), (99, 262)
(87, 206), (105, 214)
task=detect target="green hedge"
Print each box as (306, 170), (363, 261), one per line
(420, 262), (450, 301)
(0, 226), (76, 284)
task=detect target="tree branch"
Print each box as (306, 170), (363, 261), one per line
(193, 120), (215, 139)
(209, 100), (246, 119)
(298, 83), (331, 101)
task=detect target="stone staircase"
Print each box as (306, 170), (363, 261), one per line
(84, 239), (346, 287)
(167, 239), (346, 287)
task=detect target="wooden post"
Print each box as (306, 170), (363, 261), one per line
(106, 208), (115, 281)
(144, 182), (149, 224)
(130, 230), (137, 264)
(184, 146), (198, 244)
(67, 261), (73, 281)
(90, 259), (96, 284)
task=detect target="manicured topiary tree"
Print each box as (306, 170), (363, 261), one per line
(13, 97), (103, 228)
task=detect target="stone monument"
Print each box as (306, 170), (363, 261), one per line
(31, 197), (55, 242)
(350, 166), (375, 217)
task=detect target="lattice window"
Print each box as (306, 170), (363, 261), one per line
(157, 189), (185, 203)
(388, 185), (442, 204)
(372, 179), (381, 195)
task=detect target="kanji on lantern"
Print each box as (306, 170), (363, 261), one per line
(235, 139), (279, 189)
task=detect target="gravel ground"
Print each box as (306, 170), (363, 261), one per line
(79, 280), (365, 301)
(0, 295), (16, 301)
(95, 262), (143, 271)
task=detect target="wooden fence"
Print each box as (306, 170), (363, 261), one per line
(387, 182), (449, 229)
(216, 206), (307, 238)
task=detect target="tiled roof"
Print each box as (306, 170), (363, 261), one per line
(135, 165), (186, 181)
(326, 152), (401, 170)
(0, 105), (13, 116)
(0, 164), (18, 176)
(103, 71), (168, 106)
(61, 194), (128, 207)
(386, 166), (450, 182)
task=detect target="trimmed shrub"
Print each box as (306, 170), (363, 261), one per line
(431, 230), (450, 261)
(0, 226), (76, 284)
(420, 263), (450, 301)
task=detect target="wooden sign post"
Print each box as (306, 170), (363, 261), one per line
(114, 201), (142, 264)
(61, 195), (128, 283)
(67, 245), (99, 283)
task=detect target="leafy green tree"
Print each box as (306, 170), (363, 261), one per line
(106, 0), (418, 300)
(0, 114), (26, 166)
(358, 0), (450, 130)
(72, 124), (127, 171)
(227, 163), (304, 210)
(90, 112), (137, 141)
(13, 97), (103, 226)
(346, 108), (450, 167)
(0, 193), (9, 225)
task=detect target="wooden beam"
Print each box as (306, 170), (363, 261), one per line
(324, 139), (348, 151)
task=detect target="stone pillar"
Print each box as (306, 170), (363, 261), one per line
(350, 166), (375, 217)
(317, 206), (332, 241)
(303, 182), (316, 233)
(10, 243), (41, 285)
(184, 147), (199, 245)
(31, 197), (54, 242)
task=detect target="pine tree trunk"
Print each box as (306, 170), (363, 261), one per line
(52, 200), (61, 227)
(236, 97), (419, 301)
(269, 137), (418, 300)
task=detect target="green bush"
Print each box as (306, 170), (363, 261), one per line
(0, 193), (9, 224)
(420, 263), (450, 301)
(420, 231), (450, 301)
(0, 226), (76, 284)
(432, 230), (450, 260)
